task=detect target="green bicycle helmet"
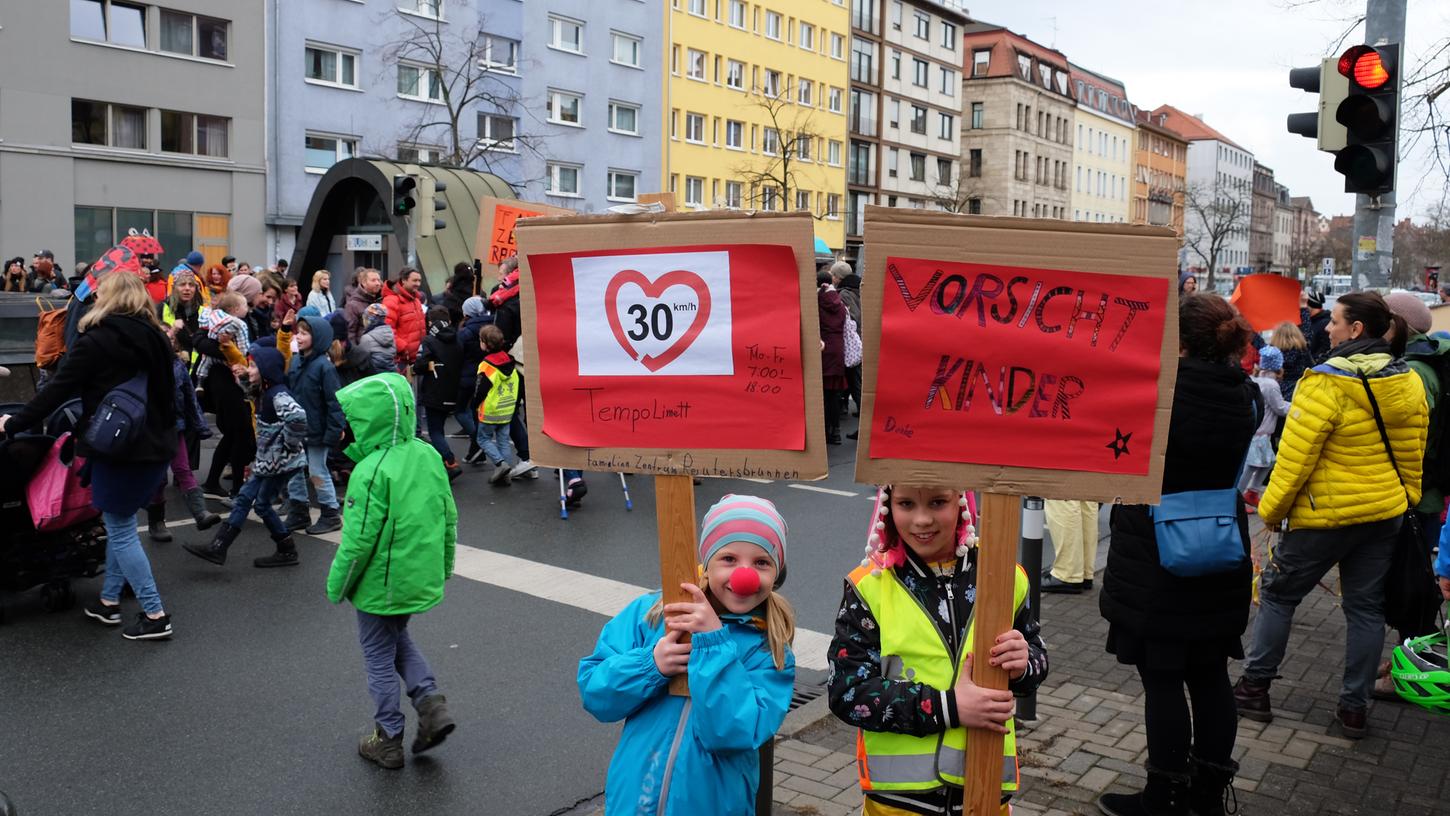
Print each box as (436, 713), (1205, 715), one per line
(1389, 627), (1450, 715)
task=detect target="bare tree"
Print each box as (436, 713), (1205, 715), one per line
(931, 170), (992, 215)
(379, 2), (543, 176)
(731, 80), (827, 216)
(1183, 181), (1251, 291)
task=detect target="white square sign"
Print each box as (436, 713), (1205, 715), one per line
(572, 251), (735, 376)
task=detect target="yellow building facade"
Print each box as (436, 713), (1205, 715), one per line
(664, 0), (850, 249)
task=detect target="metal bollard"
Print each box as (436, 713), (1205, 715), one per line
(1017, 496), (1045, 721)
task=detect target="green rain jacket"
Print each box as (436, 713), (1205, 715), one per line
(325, 373), (457, 614)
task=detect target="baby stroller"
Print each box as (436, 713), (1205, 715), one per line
(0, 399), (107, 624)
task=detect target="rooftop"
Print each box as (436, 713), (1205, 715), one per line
(1148, 104), (1246, 151)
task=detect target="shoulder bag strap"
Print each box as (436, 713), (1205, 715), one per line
(1358, 372), (1410, 502)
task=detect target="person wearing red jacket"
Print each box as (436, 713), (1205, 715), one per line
(383, 267), (427, 372)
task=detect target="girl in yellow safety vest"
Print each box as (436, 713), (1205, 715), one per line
(828, 485), (1049, 816)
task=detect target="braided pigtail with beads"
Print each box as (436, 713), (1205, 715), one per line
(862, 485), (979, 574)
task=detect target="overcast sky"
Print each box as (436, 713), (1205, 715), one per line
(960, 0), (1448, 221)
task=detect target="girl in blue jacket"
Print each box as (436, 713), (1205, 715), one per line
(578, 494), (796, 816)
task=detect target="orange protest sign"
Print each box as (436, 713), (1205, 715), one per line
(473, 196), (571, 268)
(1230, 274), (1302, 332)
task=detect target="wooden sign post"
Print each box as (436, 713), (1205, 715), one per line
(514, 210), (830, 695)
(854, 206), (1180, 814)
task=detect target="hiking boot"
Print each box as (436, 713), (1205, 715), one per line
(254, 534), (299, 568)
(284, 501), (312, 533)
(122, 613), (173, 641)
(1187, 755), (1239, 816)
(305, 506), (342, 535)
(1231, 676), (1273, 723)
(358, 726), (405, 769)
(1335, 705), (1367, 739)
(412, 694), (457, 754)
(1097, 765), (1191, 816)
(489, 463), (512, 486)
(509, 459), (538, 479)
(183, 487), (222, 531)
(565, 477), (587, 508)
(83, 598), (122, 626)
(146, 503), (172, 543)
(183, 523), (240, 566)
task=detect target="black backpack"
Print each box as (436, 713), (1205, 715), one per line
(83, 372), (149, 458)
(1404, 338), (1450, 495)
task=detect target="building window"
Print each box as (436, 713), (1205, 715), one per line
(304, 133), (356, 171)
(799, 22), (814, 50)
(159, 10), (228, 60)
(725, 119), (744, 148)
(397, 63), (443, 102)
(909, 105), (926, 135)
(762, 69), (782, 97)
(71, 0), (146, 49)
(725, 181), (743, 208)
(941, 21), (957, 49)
(851, 39), (875, 84)
(798, 79), (813, 106)
(546, 90), (583, 125)
(938, 113), (953, 140)
(887, 147), (898, 177)
(684, 112), (705, 143)
(478, 113), (516, 150)
(795, 190), (811, 212)
(912, 58), (928, 87)
(608, 102), (639, 135)
(761, 186), (779, 211)
(547, 163), (581, 196)
(891, 50), (901, 80)
(729, 0), (746, 28)
(71, 99), (147, 149)
(607, 170), (638, 201)
(684, 176), (705, 206)
(909, 152), (926, 181)
(608, 32), (641, 68)
(305, 44), (358, 88)
(797, 137), (811, 161)
(968, 198), (981, 215)
(1016, 53), (1031, 79)
(828, 140), (842, 166)
(972, 49), (990, 77)
(939, 67), (955, 96)
(828, 86), (843, 113)
(686, 48), (706, 80)
(405, 0), (443, 18)
(969, 148), (982, 177)
(970, 102), (983, 129)
(937, 158), (951, 185)
(762, 127), (779, 155)
(549, 15), (584, 53)
(849, 89), (876, 137)
(714, 60), (741, 90)
(482, 34), (519, 72)
(161, 110), (228, 157)
(688, 0), (707, 15)
(830, 32), (844, 59)
(913, 11), (929, 39)
(826, 193), (840, 218)
(396, 144), (442, 163)
(765, 11), (782, 40)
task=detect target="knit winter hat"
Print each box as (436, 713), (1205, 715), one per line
(462, 296), (486, 318)
(1306, 290), (1325, 309)
(699, 495), (788, 587)
(365, 302), (389, 328)
(1256, 345), (1284, 372)
(1384, 292), (1433, 335)
(227, 274), (262, 303)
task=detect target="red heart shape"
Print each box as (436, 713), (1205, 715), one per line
(603, 269), (713, 373)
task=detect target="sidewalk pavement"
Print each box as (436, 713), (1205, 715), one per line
(772, 566), (1450, 816)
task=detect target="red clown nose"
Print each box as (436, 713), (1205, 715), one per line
(728, 566), (761, 596)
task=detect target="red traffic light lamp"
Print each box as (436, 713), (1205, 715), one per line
(1339, 46), (1391, 90)
(1331, 43), (1400, 196)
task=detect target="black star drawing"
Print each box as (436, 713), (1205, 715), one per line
(1106, 428), (1132, 460)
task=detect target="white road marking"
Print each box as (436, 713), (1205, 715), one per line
(787, 483), (858, 498)
(736, 478), (774, 484)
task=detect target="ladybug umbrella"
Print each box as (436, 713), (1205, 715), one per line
(119, 228), (165, 258)
(73, 244), (142, 301)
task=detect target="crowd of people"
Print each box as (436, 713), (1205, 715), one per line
(7, 251), (1450, 816)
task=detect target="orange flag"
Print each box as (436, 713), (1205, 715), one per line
(1230, 274), (1301, 331)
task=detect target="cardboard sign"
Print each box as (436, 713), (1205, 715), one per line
(473, 196), (571, 268)
(855, 208), (1179, 504)
(1230, 274), (1301, 331)
(638, 192), (677, 212)
(516, 210), (827, 480)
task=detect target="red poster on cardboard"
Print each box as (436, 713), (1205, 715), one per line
(489, 205), (547, 265)
(529, 244), (806, 450)
(1230, 274), (1301, 331)
(870, 257), (1169, 475)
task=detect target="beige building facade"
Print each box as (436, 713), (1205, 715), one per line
(1068, 64), (1133, 224)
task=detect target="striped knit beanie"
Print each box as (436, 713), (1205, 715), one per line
(700, 494), (788, 588)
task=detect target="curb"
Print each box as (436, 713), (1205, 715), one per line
(777, 694), (835, 740)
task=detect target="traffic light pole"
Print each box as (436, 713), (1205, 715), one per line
(1352, 0), (1406, 290)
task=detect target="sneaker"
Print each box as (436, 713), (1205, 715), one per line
(83, 599), (122, 626)
(508, 459), (538, 479)
(446, 431), (469, 439)
(1335, 705), (1367, 739)
(463, 445), (485, 465)
(122, 613), (173, 641)
(1232, 676), (1273, 723)
(489, 463), (512, 486)
(565, 477), (587, 508)
(358, 726), (405, 769)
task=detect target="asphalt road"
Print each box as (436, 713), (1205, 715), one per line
(0, 419), (887, 816)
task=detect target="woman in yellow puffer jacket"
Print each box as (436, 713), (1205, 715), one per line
(1234, 291), (1427, 740)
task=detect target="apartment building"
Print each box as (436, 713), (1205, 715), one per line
(664, 0), (849, 249)
(959, 24), (1073, 221)
(1068, 63), (1133, 223)
(1131, 108), (1187, 240)
(1273, 183), (1294, 275)
(1250, 162), (1277, 272)
(1151, 105), (1253, 278)
(0, 0), (265, 272)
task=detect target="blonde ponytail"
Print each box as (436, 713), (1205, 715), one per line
(764, 591), (796, 671)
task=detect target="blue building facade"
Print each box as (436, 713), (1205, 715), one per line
(265, 0), (527, 265)
(518, 0), (663, 212)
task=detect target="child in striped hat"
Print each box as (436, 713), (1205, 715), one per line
(577, 494), (796, 816)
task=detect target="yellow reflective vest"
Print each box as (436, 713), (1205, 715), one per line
(477, 360), (519, 425)
(847, 561), (1027, 793)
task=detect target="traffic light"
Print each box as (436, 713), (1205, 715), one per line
(417, 177), (448, 237)
(1286, 58), (1348, 151)
(392, 174), (418, 216)
(1332, 43), (1400, 195)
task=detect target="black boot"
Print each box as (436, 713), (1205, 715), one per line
(1097, 766), (1191, 816)
(183, 523), (240, 566)
(146, 503), (172, 543)
(254, 533), (299, 568)
(412, 694), (457, 754)
(284, 501), (312, 533)
(183, 487), (222, 530)
(1188, 755), (1239, 816)
(1231, 676), (1274, 722)
(305, 505), (342, 535)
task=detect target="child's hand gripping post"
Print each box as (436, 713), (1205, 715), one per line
(953, 653), (1015, 735)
